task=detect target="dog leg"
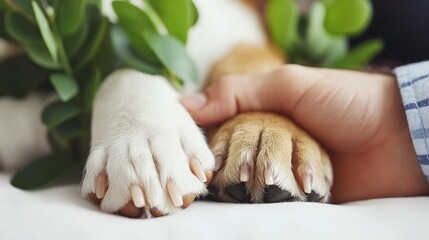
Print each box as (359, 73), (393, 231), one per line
(81, 69), (215, 218)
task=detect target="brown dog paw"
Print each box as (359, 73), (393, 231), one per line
(209, 112), (333, 203)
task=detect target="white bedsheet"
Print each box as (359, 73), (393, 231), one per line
(0, 172), (427, 240)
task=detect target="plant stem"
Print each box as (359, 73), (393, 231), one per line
(46, 8), (73, 76)
(167, 70), (182, 90)
(142, 0), (168, 35)
(55, 33), (73, 76)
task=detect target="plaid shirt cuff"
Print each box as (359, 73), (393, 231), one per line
(394, 61), (429, 181)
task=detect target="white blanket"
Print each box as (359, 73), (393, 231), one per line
(1, 172), (427, 240)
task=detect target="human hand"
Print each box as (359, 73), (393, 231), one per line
(181, 65), (429, 202)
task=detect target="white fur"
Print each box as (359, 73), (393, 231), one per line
(81, 0), (266, 216)
(0, 0), (266, 216)
(186, 0), (265, 91)
(81, 69), (215, 214)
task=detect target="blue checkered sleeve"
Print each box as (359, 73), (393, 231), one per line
(394, 61), (429, 181)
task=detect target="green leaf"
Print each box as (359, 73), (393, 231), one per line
(42, 101), (81, 128)
(0, 9), (12, 41)
(112, 1), (159, 64)
(73, 7), (109, 70)
(63, 20), (89, 59)
(144, 31), (198, 83)
(319, 39), (347, 67)
(11, 155), (77, 190)
(148, 0), (193, 43)
(7, 0), (35, 22)
(0, 54), (49, 97)
(49, 73), (79, 102)
(324, 0), (372, 36)
(5, 11), (44, 45)
(189, 1), (199, 27)
(266, 0), (299, 56)
(80, 67), (101, 112)
(47, 128), (71, 153)
(111, 25), (162, 75)
(55, 119), (84, 140)
(31, 1), (58, 63)
(56, 0), (85, 36)
(26, 43), (61, 69)
(0, 1), (11, 11)
(305, 1), (347, 66)
(5, 12), (58, 68)
(87, 0), (101, 8)
(334, 38), (383, 69)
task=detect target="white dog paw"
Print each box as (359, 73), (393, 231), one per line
(81, 69), (215, 218)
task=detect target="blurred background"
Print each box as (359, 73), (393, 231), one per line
(353, 0), (429, 65)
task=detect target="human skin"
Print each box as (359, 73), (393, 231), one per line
(180, 64), (429, 203)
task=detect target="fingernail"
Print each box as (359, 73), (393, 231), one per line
(240, 164), (250, 182)
(214, 155), (223, 171)
(264, 164), (274, 185)
(95, 173), (107, 199)
(190, 158), (207, 183)
(130, 185), (145, 208)
(180, 93), (207, 111)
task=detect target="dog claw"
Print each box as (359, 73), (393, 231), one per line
(214, 155), (223, 171)
(130, 185), (145, 208)
(299, 164), (313, 194)
(240, 164), (250, 182)
(167, 180), (183, 207)
(95, 173), (107, 199)
(190, 157), (207, 183)
(264, 164), (274, 185)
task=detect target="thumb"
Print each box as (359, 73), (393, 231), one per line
(180, 81), (239, 126)
(180, 67), (307, 126)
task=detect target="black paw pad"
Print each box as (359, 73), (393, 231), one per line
(264, 185), (294, 203)
(306, 191), (324, 202)
(225, 183), (251, 203)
